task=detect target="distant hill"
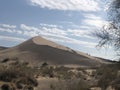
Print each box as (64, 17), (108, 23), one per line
(0, 36), (112, 67)
(0, 46), (8, 51)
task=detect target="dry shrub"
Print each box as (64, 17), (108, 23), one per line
(0, 61), (38, 90)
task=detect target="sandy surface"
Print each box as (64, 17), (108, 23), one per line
(34, 77), (58, 90)
(0, 36), (111, 67)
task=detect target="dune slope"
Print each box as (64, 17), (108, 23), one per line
(0, 36), (110, 66)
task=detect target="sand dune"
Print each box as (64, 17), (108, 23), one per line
(0, 36), (111, 67)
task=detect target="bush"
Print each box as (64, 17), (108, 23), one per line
(96, 64), (118, 90)
(40, 66), (54, 77)
(0, 61), (38, 90)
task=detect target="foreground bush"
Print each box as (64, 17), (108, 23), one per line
(0, 61), (38, 90)
(96, 64), (119, 90)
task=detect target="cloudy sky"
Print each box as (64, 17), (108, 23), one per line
(0, 0), (115, 60)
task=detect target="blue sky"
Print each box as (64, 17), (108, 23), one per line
(0, 0), (115, 60)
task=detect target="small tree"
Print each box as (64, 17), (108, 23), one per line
(94, 0), (120, 59)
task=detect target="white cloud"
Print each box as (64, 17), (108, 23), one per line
(0, 35), (25, 42)
(42, 27), (67, 35)
(84, 19), (105, 27)
(67, 29), (89, 35)
(0, 24), (16, 28)
(29, 0), (101, 11)
(23, 31), (39, 37)
(83, 14), (108, 28)
(0, 27), (22, 34)
(21, 24), (38, 31)
(19, 24), (97, 48)
(80, 26), (91, 29)
(0, 28), (15, 33)
(0, 23), (95, 40)
(20, 24), (94, 39)
(0, 24), (22, 34)
(20, 24), (67, 37)
(0, 23), (97, 48)
(16, 30), (23, 34)
(84, 14), (102, 20)
(40, 23), (62, 28)
(67, 29), (94, 39)
(45, 35), (97, 48)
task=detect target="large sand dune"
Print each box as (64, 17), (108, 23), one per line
(0, 36), (111, 67)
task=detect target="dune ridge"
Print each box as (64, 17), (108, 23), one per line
(0, 36), (111, 67)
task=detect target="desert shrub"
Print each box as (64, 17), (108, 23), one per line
(40, 65), (78, 79)
(0, 61), (38, 90)
(60, 71), (75, 79)
(53, 66), (74, 79)
(54, 66), (70, 72)
(111, 78), (120, 90)
(0, 70), (18, 82)
(75, 72), (85, 79)
(91, 70), (96, 77)
(1, 84), (10, 90)
(23, 85), (34, 90)
(41, 62), (48, 68)
(14, 77), (38, 90)
(96, 64), (118, 90)
(76, 67), (85, 71)
(40, 66), (54, 77)
(39, 65), (78, 79)
(1, 58), (9, 63)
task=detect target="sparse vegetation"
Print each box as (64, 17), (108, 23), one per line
(41, 62), (48, 68)
(0, 58), (120, 90)
(95, 64), (120, 90)
(50, 79), (90, 90)
(1, 58), (9, 63)
(0, 60), (38, 90)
